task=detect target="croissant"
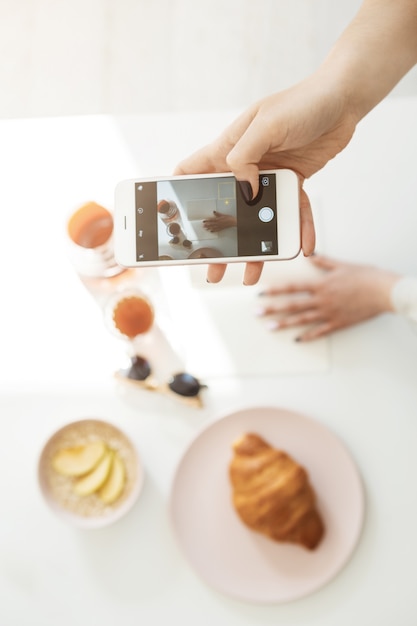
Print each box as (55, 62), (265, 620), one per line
(229, 433), (324, 550)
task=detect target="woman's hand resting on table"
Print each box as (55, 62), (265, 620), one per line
(257, 255), (400, 341)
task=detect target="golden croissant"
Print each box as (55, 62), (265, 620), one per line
(229, 433), (324, 550)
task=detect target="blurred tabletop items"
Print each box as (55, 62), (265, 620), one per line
(0, 100), (417, 625)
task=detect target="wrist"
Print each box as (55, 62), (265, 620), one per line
(375, 271), (402, 314)
(391, 276), (417, 322)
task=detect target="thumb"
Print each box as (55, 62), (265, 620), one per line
(225, 110), (291, 200)
(225, 116), (275, 200)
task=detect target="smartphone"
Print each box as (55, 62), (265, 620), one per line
(114, 169), (300, 267)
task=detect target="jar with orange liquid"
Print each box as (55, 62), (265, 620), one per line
(66, 201), (145, 305)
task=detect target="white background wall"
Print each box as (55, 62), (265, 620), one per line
(1, 0), (417, 119)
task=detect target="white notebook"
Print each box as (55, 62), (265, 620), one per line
(159, 255), (330, 378)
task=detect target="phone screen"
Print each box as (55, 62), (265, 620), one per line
(134, 174), (278, 262)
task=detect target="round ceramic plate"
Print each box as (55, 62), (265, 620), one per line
(169, 406), (365, 603)
(38, 418), (144, 528)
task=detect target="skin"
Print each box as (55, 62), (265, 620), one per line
(257, 255), (400, 341)
(174, 0), (417, 286)
(175, 82), (352, 283)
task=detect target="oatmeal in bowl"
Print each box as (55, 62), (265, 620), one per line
(38, 418), (144, 528)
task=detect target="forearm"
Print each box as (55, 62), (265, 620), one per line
(316, 0), (417, 122)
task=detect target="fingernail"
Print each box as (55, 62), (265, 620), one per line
(238, 180), (253, 203)
(255, 308), (266, 317)
(266, 320), (280, 331)
(258, 290), (268, 297)
(294, 336), (302, 342)
(206, 278), (211, 283)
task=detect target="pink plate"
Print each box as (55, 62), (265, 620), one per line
(169, 406), (365, 603)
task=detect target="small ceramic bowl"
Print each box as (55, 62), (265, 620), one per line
(38, 418), (144, 528)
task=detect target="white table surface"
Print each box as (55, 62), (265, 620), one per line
(0, 99), (417, 626)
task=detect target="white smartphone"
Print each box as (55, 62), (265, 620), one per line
(113, 169), (300, 267)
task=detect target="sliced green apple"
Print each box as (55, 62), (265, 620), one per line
(52, 440), (107, 477)
(73, 450), (114, 496)
(99, 451), (126, 504)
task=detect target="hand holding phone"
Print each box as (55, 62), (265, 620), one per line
(114, 170), (301, 270)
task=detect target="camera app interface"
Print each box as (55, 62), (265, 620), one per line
(134, 174), (278, 262)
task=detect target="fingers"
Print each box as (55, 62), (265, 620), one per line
(174, 107), (260, 182)
(174, 143), (225, 175)
(206, 262), (263, 285)
(257, 291), (332, 341)
(265, 308), (323, 330)
(173, 135), (260, 201)
(299, 189), (316, 256)
(206, 264), (227, 283)
(296, 322), (334, 342)
(260, 281), (315, 296)
(260, 306), (336, 342)
(225, 116), (272, 199)
(258, 294), (316, 316)
(231, 163), (260, 201)
(309, 253), (339, 271)
(243, 262), (264, 286)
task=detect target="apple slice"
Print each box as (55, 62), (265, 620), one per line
(73, 450), (114, 496)
(52, 440), (107, 476)
(99, 451), (126, 504)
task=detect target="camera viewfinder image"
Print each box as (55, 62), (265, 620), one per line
(134, 173), (278, 262)
(156, 178), (237, 261)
